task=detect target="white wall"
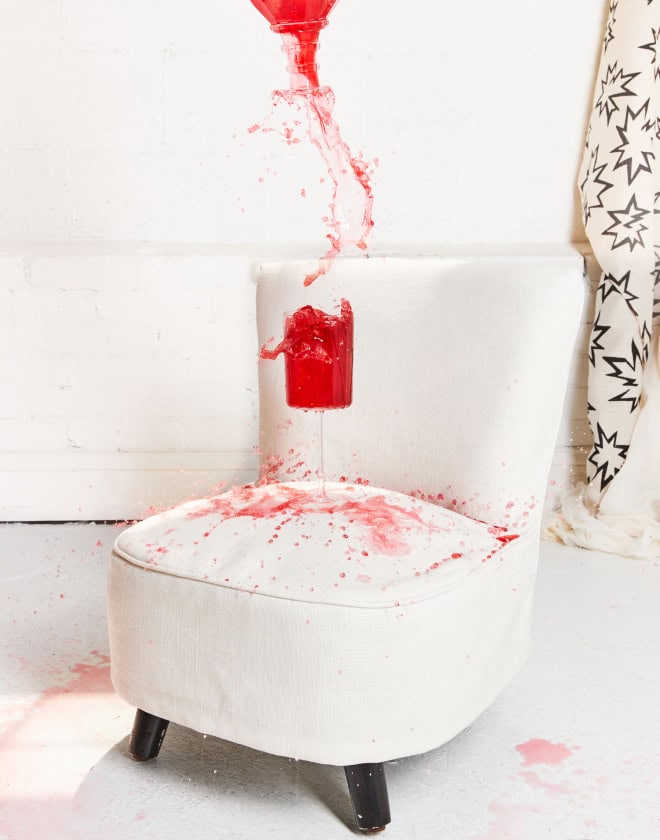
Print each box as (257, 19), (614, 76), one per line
(0, 0), (607, 519)
(0, 1), (606, 245)
(1, 245), (261, 519)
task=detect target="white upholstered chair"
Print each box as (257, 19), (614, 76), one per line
(108, 253), (583, 832)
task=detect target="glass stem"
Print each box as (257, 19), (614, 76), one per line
(318, 409), (325, 499)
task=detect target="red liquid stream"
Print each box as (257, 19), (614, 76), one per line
(260, 300), (353, 409)
(248, 0), (374, 284)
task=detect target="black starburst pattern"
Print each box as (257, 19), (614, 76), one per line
(645, 116), (660, 142)
(597, 269), (640, 315)
(639, 25), (660, 79)
(589, 310), (612, 367)
(604, 0), (619, 51)
(602, 193), (650, 250)
(640, 319), (652, 362)
(653, 118), (660, 142)
(595, 62), (639, 124)
(654, 248), (660, 323)
(587, 422), (629, 491)
(602, 338), (644, 412)
(580, 144), (614, 223)
(580, 0), (658, 501)
(610, 101), (655, 185)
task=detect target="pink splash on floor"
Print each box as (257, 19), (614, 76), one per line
(46, 651), (113, 697)
(0, 651), (120, 839)
(476, 801), (541, 840)
(515, 738), (574, 767)
(518, 769), (573, 799)
(1, 651), (113, 746)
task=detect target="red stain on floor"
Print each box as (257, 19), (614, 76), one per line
(1, 650), (114, 747)
(518, 769), (573, 799)
(514, 738), (574, 767)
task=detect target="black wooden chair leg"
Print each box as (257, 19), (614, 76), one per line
(129, 709), (170, 761)
(344, 762), (391, 832)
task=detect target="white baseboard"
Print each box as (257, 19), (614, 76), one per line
(2, 447), (584, 522)
(0, 451), (259, 521)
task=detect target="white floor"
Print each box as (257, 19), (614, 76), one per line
(1, 524), (659, 840)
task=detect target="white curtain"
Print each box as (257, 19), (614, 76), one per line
(546, 0), (660, 557)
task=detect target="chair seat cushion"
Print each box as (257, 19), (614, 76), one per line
(109, 481), (533, 765)
(114, 481), (518, 609)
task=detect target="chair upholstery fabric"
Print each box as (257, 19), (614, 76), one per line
(108, 253), (584, 766)
(257, 255), (584, 526)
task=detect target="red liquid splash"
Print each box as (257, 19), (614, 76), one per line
(186, 483), (445, 557)
(248, 0), (374, 284)
(260, 300), (353, 409)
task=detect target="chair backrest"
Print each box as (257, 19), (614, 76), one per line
(255, 253), (584, 528)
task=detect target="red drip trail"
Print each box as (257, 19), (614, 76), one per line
(495, 533), (520, 544)
(488, 524), (521, 545)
